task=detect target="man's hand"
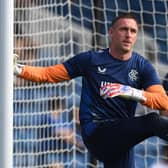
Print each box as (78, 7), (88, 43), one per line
(100, 82), (146, 102)
(13, 54), (23, 75)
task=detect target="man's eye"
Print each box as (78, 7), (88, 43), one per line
(131, 29), (137, 33)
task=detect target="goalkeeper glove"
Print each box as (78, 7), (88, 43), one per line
(100, 82), (146, 102)
(13, 54), (24, 75)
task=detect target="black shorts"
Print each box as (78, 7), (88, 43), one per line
(81, 113), (158, 168)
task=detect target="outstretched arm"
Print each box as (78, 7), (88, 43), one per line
(19, 64), (71, 83)
(14, 54), (71, 83)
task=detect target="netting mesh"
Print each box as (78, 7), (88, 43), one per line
(14, 0), (168, 168)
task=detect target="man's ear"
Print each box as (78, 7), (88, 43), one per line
(109, 28), (113, 37)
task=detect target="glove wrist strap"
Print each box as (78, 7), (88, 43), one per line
(131, 88), (146, 102)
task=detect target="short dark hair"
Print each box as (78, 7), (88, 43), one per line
(111, 13), (139, 27)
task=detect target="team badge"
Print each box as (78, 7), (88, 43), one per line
(128, 69), (138, 81)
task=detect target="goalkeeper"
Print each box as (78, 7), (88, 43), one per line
(14, 13), (168, 168)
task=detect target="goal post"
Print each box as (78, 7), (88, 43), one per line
(0, 0), (13, 168)
(13, 1), (168, 168)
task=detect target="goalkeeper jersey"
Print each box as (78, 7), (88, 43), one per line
(63, 48), (161, 125)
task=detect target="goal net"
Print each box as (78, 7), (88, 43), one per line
(13, 0), (168, 168)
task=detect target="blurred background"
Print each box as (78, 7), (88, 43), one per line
(13, 0), (168, 168)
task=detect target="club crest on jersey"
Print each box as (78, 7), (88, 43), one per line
(97, 66), (107, 74)
(128, 69), (138, 81)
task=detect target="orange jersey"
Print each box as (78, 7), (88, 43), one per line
(19, 64), (71, 83)
(142, 85), (168, 111)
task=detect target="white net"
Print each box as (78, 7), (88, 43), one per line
(13, 0), (168, 168)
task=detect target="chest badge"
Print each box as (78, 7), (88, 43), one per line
(128, 69), (138, 81)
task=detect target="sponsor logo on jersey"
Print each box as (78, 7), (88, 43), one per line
(97, 66), (107, 74)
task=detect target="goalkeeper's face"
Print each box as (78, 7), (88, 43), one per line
(109, 18), (138, 55)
